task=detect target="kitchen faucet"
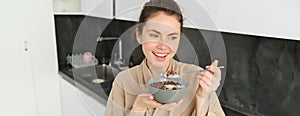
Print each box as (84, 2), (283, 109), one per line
(113, 39), (128, 71)
(96, 36), (128, 71)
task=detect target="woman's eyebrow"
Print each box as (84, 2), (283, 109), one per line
(148, 30), (178, 36)
(148, 30), (161, 34)
(168, 33), (179, 36)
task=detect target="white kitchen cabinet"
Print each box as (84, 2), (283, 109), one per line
(53, 0), (81, 12)
(60, 77), (106, 116)
(0, 5), (38, 114)
(115, 0), (148, 21)
(53, 0), (300, 40)
(0, 0), (61, 116)
(114, 0), (300, 40)
(53, 0), (113, 19)
(173, 0), (220, 30)
(184, 0), (300, 40)
(113, 0), (216, 28)
(81, 0), (113, 19)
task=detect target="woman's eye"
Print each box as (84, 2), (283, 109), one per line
(150, 34), (159, 38)
(169, 36), (178, 40)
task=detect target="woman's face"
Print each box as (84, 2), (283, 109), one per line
(136, 12), (181, 68)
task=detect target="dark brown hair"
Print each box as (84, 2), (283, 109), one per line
(137, 0), (183, 34)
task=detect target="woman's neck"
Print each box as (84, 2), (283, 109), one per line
(145, 59), (170, 77)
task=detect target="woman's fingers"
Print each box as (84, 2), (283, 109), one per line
(199, 70), (214, 80)
(194, 60), (223, 97)
(159, 99), (183, 110)
(206, 60), (219, 74)
(159, 102), (176, 109)
(146, 100), (162, 108)
(135, 93), (186, 110)
(134, 93), (162, 110)
(137, 93), (152, 100)
(200, 75), (212, 86)
(199, 80), (210, 91)
(145, 94), (164, 108)
(199, 70), (220, 85)
(196, 61), (219, 80)
(211, 60), (218, 67)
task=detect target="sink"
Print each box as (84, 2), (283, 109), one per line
(64, 64), (119, 96)
(72, 64), (119, 83)
(96, 64), (119, 81)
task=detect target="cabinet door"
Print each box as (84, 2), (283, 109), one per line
(173, 0), (222, 30)
(115, 0), (148, 21)
(0, 20), (38, 116)
(114, 0), (212, 29)
(60, 78), (106, 116)
(53, 0), (81, 12)
(81, 0), (113, 19)
(1, 1), (37, 116)
(1, 0), (62, 115)
(178, 0), (300, 40)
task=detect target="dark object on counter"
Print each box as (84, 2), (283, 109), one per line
(100, 80), (113, 95)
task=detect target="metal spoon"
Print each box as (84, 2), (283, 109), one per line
(181, 66), (225, 76)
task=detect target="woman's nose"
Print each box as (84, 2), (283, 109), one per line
(156, 42), (168, 50)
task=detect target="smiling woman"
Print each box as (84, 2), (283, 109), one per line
(137, 14), (181, 67)
(105, 0), (225, 115)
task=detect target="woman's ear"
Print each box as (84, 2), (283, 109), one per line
(135, 28), (142, 44)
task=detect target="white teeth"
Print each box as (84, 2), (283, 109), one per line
(154, 53), (168, 57)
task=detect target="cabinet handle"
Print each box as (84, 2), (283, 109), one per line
(24, 41), (28, 51)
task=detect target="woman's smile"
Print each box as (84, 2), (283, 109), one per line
(152, 51), (169, 61)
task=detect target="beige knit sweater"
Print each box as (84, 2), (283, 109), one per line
(105, 59), (225, 116)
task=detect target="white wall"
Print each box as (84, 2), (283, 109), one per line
(0, 0), (61, 116)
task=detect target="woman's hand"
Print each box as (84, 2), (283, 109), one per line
(132, 94), (161, 112)
(195, 60), (221, 98)
(132, 93), (183, 112)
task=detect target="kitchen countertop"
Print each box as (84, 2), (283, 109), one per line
(59, 65), (115, 105)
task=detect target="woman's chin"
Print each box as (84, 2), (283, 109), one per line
(148, 59), (170, 68)
(149, 61), (165, 67)
(147, 54), (173, 68)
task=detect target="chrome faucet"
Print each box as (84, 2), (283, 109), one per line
(113, 39), (128, 71)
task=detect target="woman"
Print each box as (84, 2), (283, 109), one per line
(105, 0), (225, 115)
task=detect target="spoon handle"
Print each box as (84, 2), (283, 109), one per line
(182, 66), (225, 76)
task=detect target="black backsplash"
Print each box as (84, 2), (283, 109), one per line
(54, 15), (300, 116)
(220, 33), (300, 116)
(54, 15), (84, 66)
(54, 16), (137, 66)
